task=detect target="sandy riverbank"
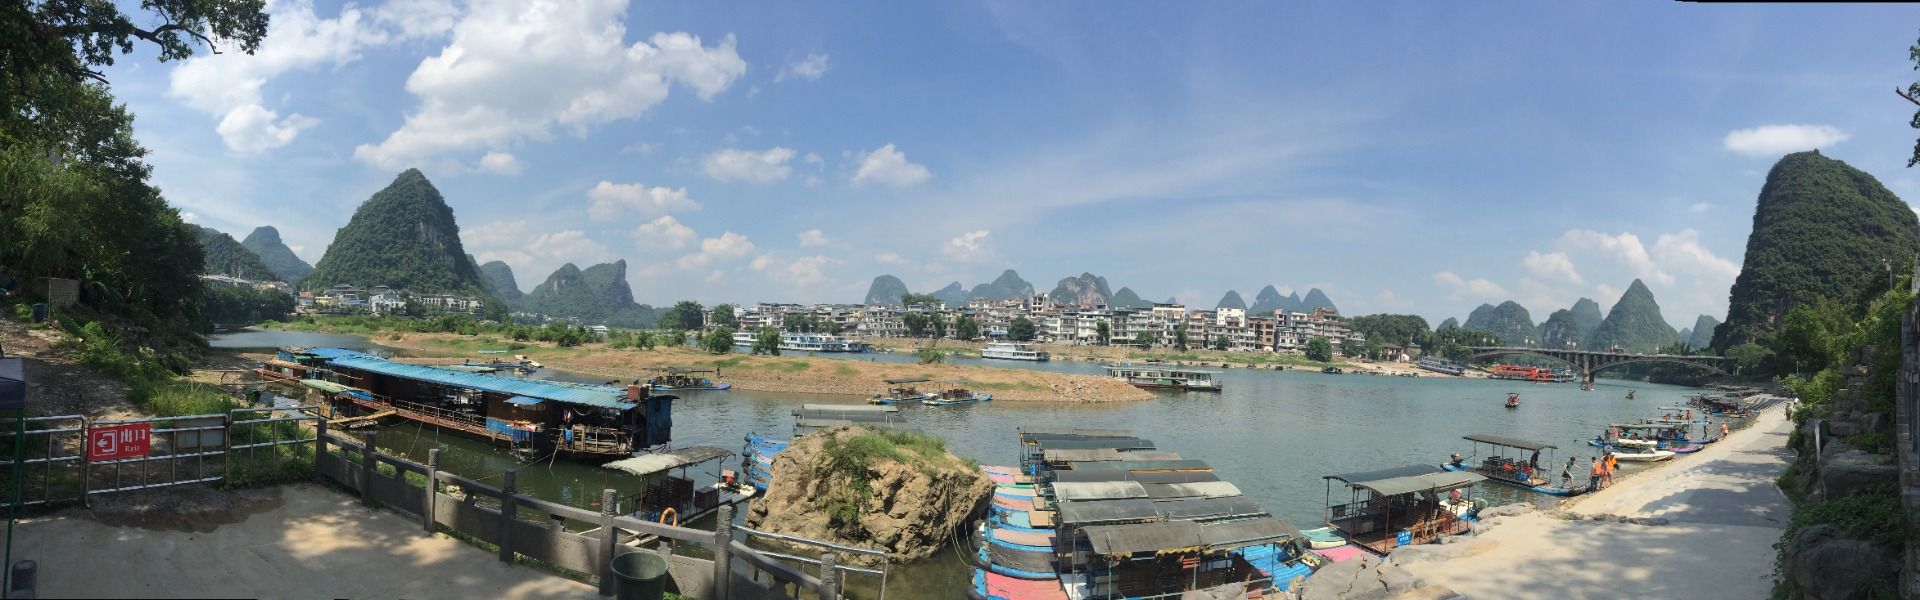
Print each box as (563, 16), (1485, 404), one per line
(369, 331), (1155, 403)
(1381, 397), (1792, 599)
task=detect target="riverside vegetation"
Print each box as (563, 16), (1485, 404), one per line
(747, 426), (992, 563)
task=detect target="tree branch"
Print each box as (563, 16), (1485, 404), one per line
(51, 20), (220, 55)
(1898, 87), (1920, 108)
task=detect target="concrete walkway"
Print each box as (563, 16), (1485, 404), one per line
(1394, 401), (1793, 599)
(12, 483), (597, 599)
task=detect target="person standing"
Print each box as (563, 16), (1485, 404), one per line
(1603, 453), (1617, 487)
(1561, 457), (1575, 488)
(1588, 458), (1602, 492)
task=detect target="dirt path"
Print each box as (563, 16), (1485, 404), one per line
(1392, 399), (1792, 599)
(15, 483), (595, 598)
(0, 321), (141, 419)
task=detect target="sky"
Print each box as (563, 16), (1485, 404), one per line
(98, 0), (1920, 329)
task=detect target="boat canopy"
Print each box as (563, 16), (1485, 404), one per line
(1026, 437), (1156, 451)
(1018, 427), (1136, 438)
(602, 446), (734, 476)
(1056, 498), (1159, 525)
(1142, 481), (1242, 500)
(325, 353), (636, 410)
(1327, 465), (1486, 497)
(1066, 459), (1212, 472)
(1053, 481), (1149, 502)
(1081, 516), (1299, 556)
(1324, 464), (1444, 484)
(1042, 448), (1182, 463)
(883, 378), (931, 384)
(1052, 469), (1221, 484)
(1613, 423), (1683, 430)
(300, 379), (354, 394)
(1057, 495), (1267, 526)
(1462, 433), (1558, 451)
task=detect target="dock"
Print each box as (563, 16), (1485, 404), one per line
(328, 409), (395, 429)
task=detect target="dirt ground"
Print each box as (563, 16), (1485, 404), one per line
(0, 321), (141, 419)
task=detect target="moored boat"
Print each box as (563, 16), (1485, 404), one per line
(924, 385), (991, 406)
(869, 377), (936, 404)
(981, 341), (1050, 362)
(1610, 448), (1676, 462)
(647, 366), (732, 391)
(1445, 433), (1588, 496)
(1105, 363), (1223, 391)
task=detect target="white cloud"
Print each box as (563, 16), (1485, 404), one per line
(1559, 229), (1672, 286)
(1433, 271), (1508, 299)
(677, 232), (754, 269)
(354, 0), (746, 169)
(777, 255), (834, 286)
(705, 270), (724, 283)
(798, 229), (830, 247)
(1521, 250), (1583, 284)
(703, 147), (796, 183)
(803, 152), (824, 166)
(526, 229), (608, 263)
(369, 0), (459, 40)
(180, 212), (200, 223)
(169, 0), (382, 152)
(776, 53), (829, 82)
(634, 215), (696, 249)
(875, 252), (907, 265)
(1723, 124), (1850, 157)
(749, 253), (777, 270)
(1688, 202), (1713, 214)
(586, 182), (699, 219)
(1593, 283), (1621, 305)
(944, 229), (991, 261)
(476, 151), (523, 175)
(1651, 229), (1741, 281)
(851, 143), (932, 187)
(622, 141), (660, 155)
(463, 220), (527, 247)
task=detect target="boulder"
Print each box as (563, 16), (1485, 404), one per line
(1817, 446), (1899, 500)
(745, 426), (993, 564)
(1829, 420), (1859, 437)
(1860, 411), (1888, 434)
(1781, 525), (1899, 600)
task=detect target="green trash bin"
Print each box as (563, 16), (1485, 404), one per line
(610, 551), (668, 600)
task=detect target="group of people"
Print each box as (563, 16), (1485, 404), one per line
(1566, 454), (1617, 491)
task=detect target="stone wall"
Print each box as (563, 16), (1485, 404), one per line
(1897, 303), (1920, 597)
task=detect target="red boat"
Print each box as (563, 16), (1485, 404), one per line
(1505, 393), (1520, 409)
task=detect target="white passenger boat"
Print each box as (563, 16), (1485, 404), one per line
(980, 341), (1050, 362)
(1105, 363), (1222, 392)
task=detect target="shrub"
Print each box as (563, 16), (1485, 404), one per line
(916, 348), (945, 365)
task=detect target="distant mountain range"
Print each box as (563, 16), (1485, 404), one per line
(859, 270), (1343, 315)
(240, 226), (311, 283)
(1447, 281), (1689, 353)
(192, 225), (279, 282)
(470, 255), (524, 302)
(1463, 301), (1536, 346)
(1048, 273), (1112, 307)
(519, 260), (658, 327)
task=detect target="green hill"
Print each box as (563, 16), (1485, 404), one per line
(522, 260), (657, 327)
(1248, 285), (1287, 315)
(192, 225), (278, 282)
(1301, 288), (1338, 312)
(1109, 287), (1150, 309)
(1687, 315), (1720, 349)
(239, 226), (311, 283)
(302, 169), (486, 294)
(966, 269), (1034, 302)
(1216, 290), (1247, 310)
(1463, 301), (1536, 346)
(928, 282), (969, 307)
(1714, 151), (1920, 350)
(1585, 279), (1680, 352)
(863, 275), (910, 305)
(472, 257), (523, 302)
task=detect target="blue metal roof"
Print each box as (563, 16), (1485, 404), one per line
(300, 347), (361, 359)
(323, 352), (636, 410)
(505, 396), (544, 406)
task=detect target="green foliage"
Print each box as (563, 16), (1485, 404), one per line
(1771, 298), (1849, 374)
(513, 260), (657, 328)
(1718, 151), (1920, 350)
(1094, 320), (1111, 345)
(709, 304), (737, 327)
(954, 316), (982, 341)
(1538, 299), (1604, 349)
(1008, 316), (1037, 342)
(1463, 301), (1535, 346)
(1585, 280), (1681, 352)
(1346, 314), (1430, 347)
(301, 170), (488, 295)
(1211, 335), (1229, 351)
(751, 327), (781, 356)
(191, 225), (278, 281)
(1132, 331), (1159, 347)
(1777, 486), (1909, 556)
(656, 300), (705, 331)
(899, 292), (939, 306)
(240, 226), (312, 284)
(1172, 324), (1189, 351)
(701, 326), (736, 354)
(916, 348), (946, 365)
(2, 0), (267, 106)
(201, 285), (294, 326)
(1728, 342), (1776, 375)
(1304, 336), (1334, 362)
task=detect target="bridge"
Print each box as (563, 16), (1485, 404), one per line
(1466, 346), (1731, 387)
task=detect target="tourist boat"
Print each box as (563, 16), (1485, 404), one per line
(1489, 364), (1559, 383)
(981, 341), (1050, 362)
(1322, 464), (1485, 555)
(780, 332), (869, 353)
(647, 367), (731, 391)
(924, 385), (991, 406)
(1505, 392), (1520, 408)
(1321, 366), (1344, 374)
(869, 377), (937, 404)
(1414, 356), (1466, 376)
(281, 347), (672, 461)
(970, 427), (1319, 599)
(603, 446), (755, 527)
(1626, 389), (1637, 400)
(1106, 363), (1223, 391)
(1589, 437), (1659, 450)
(1609, 448), (1676, 462)
(1444, 434), (1588, 496)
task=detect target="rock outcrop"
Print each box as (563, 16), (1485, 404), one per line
(1048, 272), (1112, 307)
(863, 275), (910, 305)
(1780, 524), (1899, 600)
(747, 426), (992, 563)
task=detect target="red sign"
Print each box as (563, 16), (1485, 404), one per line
(88, 423), (152, 461)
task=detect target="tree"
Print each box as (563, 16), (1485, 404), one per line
(1770, 299), (1847, 374)
(702, 326), (736, 354)
(785, 313), (819, 333)
(901, 312), (930, 337)
(1133, 331), (1158, 348)
(917, 347), (946, 364)
(656, 300), (704, 331)
(930, 316), (948, 339)
(3, 0), (269, 95)
(1008, 317), (1037, 342)
(900, 293), (939, 306)
(1305, 336), (1335, 362)
(1211, 335), (1229, 351)
(710, 304), (737, 328)
(954, 316), (981, 341)
(751, 327), (781, 355)
(1095, 321), (1111, 346)
(1908, 30), (1920, 167)
(1173, 324), (1189, 352)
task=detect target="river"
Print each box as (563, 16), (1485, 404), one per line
(218, 331), (1701, 598)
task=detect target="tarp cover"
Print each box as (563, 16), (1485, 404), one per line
(603, 446), (733, 475)
(1142, 481), (1242, 500)
(1083, 521), (1202, 555)
(1199, 517), (1302, 550)
(1463, 433), (1557, 451)
(1066, 459), (1211, 472)
(1026, 438), (1156, 451)
(987, 542), (1056, 574)
(1325, 464), (1445, 485)
(1052, 481), (1149, 502)
(1051, 469), (1221, 484)
(1157, 496), (1267, 521)
(1343, 470), (1486, 497)
(1042, 449), (1181, 463)
(326, 353), (636, 409)
(1057, 498), (1161, 525)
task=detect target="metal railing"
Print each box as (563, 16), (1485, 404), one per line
(0, 407), (317, 509)
(736, 523), (890, 599)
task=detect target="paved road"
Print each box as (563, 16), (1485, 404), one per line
(1395, 402), (1792, 600)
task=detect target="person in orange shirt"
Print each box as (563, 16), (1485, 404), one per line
(1588, 458), (1603, 492)
(1604, 453), (1618, 487)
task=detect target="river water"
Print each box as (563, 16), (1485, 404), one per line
(216, 332), (1699, 598)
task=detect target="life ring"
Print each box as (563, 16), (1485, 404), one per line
(658, 507), (679, 527)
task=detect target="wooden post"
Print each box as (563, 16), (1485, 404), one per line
(423, 449), (440, 534)
(79, 418), (91, 508)
(819, 552), (839, 600)
(314, 417), (329, 481)
(360, 431), (377, 505)
(598, 488), (618, 597)
(711, 504), (732, 600)
(498, 470), (517, 564)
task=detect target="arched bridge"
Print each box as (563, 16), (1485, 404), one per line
(1466, 346), (1731, 387)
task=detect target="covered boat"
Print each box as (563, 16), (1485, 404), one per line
(604, 446), (754, 526)
(647, 366), (732, 391)
(1323, 464), (1485, 555)
(869, 377), (936, 404)
(1444, 433), (1587, 496)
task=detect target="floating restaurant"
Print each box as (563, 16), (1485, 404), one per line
(277, 348), (673, 461)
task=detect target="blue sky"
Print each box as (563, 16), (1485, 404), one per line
(102, 1), (1920, 328)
